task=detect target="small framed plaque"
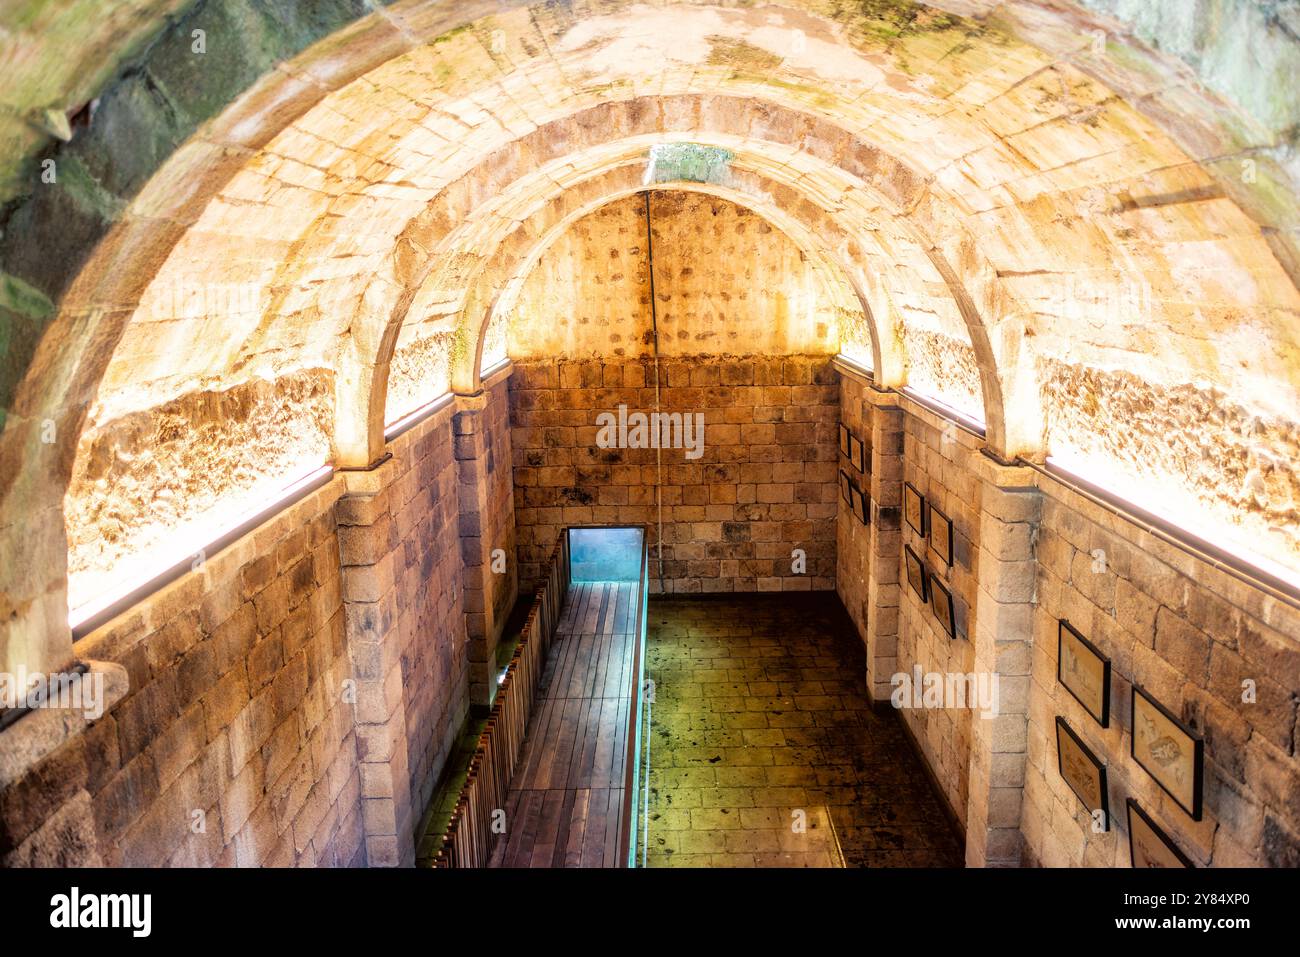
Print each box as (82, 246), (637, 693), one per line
(851, 485), (869, 525)
(903, 482), (926, 537)
(1056, 716), (1109, 828)
(1057, 620), (1110, 727)
(929, 573), (955, 638)
(904, 545), (928, 602)
(928, 505), (953, 567)
(1126, 798), (1193, 868)
(848, 434), (864, 474)
(1131, 684), (1204, 821)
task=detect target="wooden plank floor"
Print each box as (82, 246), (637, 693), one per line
(489, 581), (639, 868)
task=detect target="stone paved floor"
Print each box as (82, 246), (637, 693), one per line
(640, 594), (964, 867)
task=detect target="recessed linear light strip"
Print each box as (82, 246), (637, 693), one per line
(384, 361), (512, 444)
(75, 362), (513, 641)
(69, 464), (335, 640)
(1042, 454), (1300, 606)
(899, 386), (988, 438)
(831, 354), (988, 439)
(384, 391), (456, 443)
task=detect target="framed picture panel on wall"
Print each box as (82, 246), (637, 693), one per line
(904, 545), (928, 602)
(1126, 798), (1193, 868)
(838, 423), (852, 458)
(1057, 620), (1111, 727)
(840, 469), (853, 505)
(855, 436), (870, 474)
(929, 573), (955, 638)
(1131, 684), (1204, 821)
(903, 482), (927, 537)
(928, 504), (953, 567)
(1055, 716), (1109, 828)
(851, 485), (869, 525)
(848, 434), (865, 474)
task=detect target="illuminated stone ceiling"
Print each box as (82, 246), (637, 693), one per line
(0, 0), (1297, 672)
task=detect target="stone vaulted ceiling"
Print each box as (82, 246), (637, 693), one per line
(0, 0), (1297, 675)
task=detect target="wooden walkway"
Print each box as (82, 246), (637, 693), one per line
(489, 581), (639, 868)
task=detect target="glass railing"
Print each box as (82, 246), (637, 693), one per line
(567, 526), (651, 868)
(626, 540), (651, 867)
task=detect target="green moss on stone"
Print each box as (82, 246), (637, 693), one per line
(646, 143), (734, 185)
(706, 35), (782, 72)
(0, 272), (54, 321)
(53, 152), (126, 222)
(432, 22), (475, 46)
(729, 71), (838, 110)
(850, 0), (965, 46)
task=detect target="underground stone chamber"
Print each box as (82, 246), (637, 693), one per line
(0, 0), (1296, 871)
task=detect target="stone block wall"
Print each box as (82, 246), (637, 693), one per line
(835, 370), (910, 704)
(859, 387), (1300, 868)
(1024, 477), (1300, 868)
(337, 402), (469, 868)
(482, 375), (519, 651)
(5, 353), (1297, 870)
(454, 371), (518, 703)
(835, 376), (872, 643)
(2, 481), (364, 868)
(509, 355), (838, 594)
(895, 402), (984, 824)
(1, 375), (516, 870)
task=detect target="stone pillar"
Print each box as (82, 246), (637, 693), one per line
(452, 391), (500, 707)
(863, 387), (905, 705)
(964, 454), (1041, 867)
(336, 461), (413, 868)
(0, 435), (75, 678)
